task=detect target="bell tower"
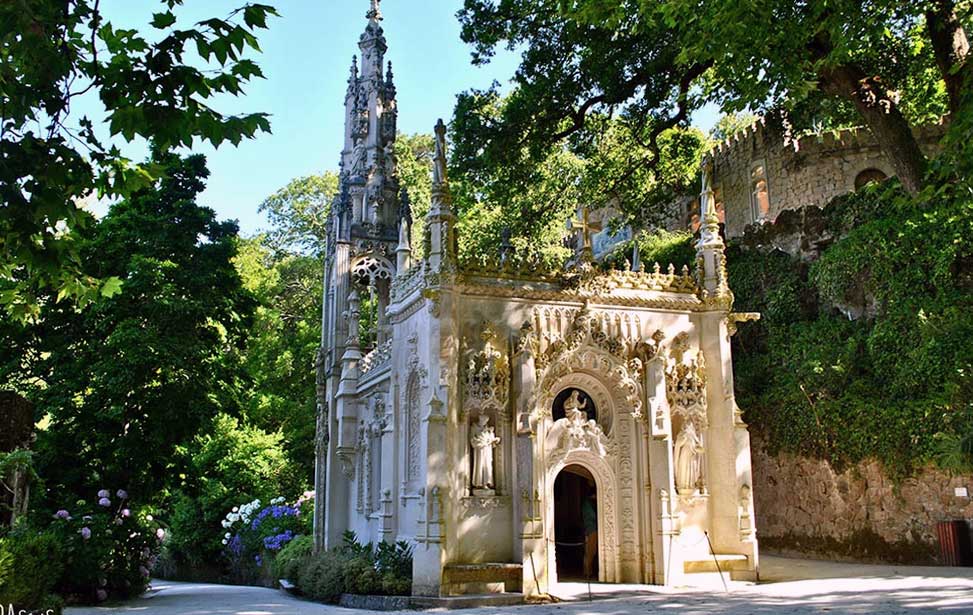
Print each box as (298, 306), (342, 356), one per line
(315, 0), (410, 551)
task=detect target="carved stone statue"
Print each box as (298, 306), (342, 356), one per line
(563, 389), (589, 421)
(470, 415), (500, 491)
(674, 420), (704, 494)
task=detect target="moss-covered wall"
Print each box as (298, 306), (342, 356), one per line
(752, 437), (970, 564)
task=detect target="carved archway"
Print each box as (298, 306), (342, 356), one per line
(536, 345), (642, 425)
(546, 450), (618, 584)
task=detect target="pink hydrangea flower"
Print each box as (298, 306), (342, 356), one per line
(121, 508), (131, 518)
(156, 528), (166, 540)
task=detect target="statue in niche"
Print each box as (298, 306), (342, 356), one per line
(674, 420), (704, 495)
(553, 388), (596, 423)
(564, 390), (589, 420)
(350, 140), (368, 178)
(470, 414), (500, 492)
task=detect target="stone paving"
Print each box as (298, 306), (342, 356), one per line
(66, 556), (973, 614)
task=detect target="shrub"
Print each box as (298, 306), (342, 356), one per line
(165, 414), (302, 572)
(43, 489), (164, 604)
(219, 494), (312, 583)
(273, 535), (313, 581)
(298, 549), (348, 603)
(0, 530), (63, 610)
(289, 533), (413, 602)
(602, 229), (695, 272)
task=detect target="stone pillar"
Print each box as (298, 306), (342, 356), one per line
(693, 162), (759, 579)
(325, 290), (363, 549)
(512, 321), (544, 595)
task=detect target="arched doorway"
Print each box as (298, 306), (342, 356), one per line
(553, 464), (598, 581)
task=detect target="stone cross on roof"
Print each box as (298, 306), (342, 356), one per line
(570, 205), (603, 261)
(366, 0), (382, 21)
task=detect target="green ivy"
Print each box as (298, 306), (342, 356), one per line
(730, 122), (973, 477)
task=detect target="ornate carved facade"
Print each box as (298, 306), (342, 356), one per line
(315, 1), (759, 599)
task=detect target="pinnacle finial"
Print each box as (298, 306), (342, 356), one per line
(366, 0), (382, 21)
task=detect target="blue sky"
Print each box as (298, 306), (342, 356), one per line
(91, 1), (718, 236)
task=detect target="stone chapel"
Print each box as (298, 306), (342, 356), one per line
(313, 2), (760, 599)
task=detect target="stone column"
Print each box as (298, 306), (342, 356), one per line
(325, 290), (363, 549)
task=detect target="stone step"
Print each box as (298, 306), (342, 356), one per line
(443, 562), (523, 584)
(411, 593), (525, 609)
(683, 553), (750, 574)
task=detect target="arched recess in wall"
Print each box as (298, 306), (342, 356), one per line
(854, 168), (889, 191)
(749, 162), (771, 223)
(403, 370), (421, 488)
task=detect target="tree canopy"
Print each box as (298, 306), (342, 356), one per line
(27, 151), (255, 503)
(451, 90), (705, 261)
(457, 0), (970, 198)
(0, 0), (277, 321)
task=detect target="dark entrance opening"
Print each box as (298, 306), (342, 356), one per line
(553, 464), (598, 581)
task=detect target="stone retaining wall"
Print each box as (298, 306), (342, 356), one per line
(751, 438), (973, 564)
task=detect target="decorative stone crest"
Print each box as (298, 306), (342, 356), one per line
(461, 323), (510, 417)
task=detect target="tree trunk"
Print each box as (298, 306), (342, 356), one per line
(925, 0), (971, 116)
(818, 64), (927, 195)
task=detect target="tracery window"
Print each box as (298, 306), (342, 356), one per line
(351, 255), (394, 350)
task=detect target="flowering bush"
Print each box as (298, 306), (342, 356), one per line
(45, 488), (164, 603)
(219, 493), (313, 583)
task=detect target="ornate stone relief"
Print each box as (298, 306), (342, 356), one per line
(355, 394), (388, 516)
(459, 494), (511, 513)
(739, 484), (755, 541)
(351, 253), (394, 286)
(545, 404), (609, 459)
(360, 339), (392, 376)
(404, 371), (421, 484)
(461, 324), (510, 418)
(531, 303), (644, 422)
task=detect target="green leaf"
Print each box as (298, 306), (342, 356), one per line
(151, 11), (178, 29)
(100, 276), (124, 298)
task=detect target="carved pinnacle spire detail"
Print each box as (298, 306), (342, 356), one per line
(366, 0), (382, 21)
